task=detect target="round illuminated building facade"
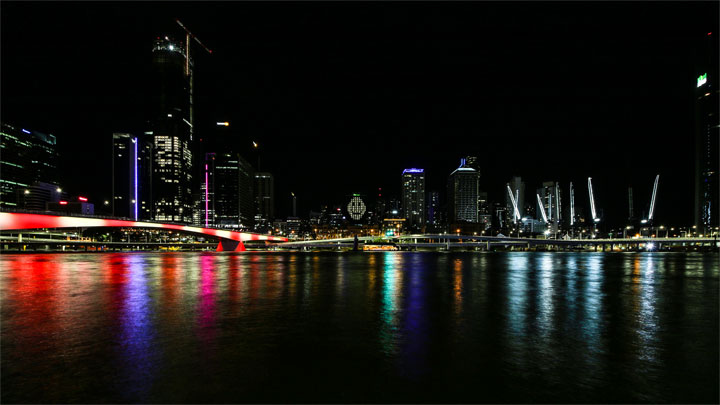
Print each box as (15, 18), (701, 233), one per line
(347, 194), (366, 221)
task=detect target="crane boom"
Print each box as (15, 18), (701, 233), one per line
(648, 175), (659, 221)
(537, 193), (549, 224)
(507, 185), (521, 223)
(555, 183), (560, 222)
(175, 19), (212, 54)
(588, 177), (598, 221)
(175, 19), (212, 77)
(569, 182), (575, 226)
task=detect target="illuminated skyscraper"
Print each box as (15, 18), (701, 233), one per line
(426, 190), (442, 231)
(254, 172), (275, 223)
(112, 133), (153, 220)
(148, 37), (194, 223)
(0, 122), (59, 208)
(202, 152), (255, 230)
(694, 32), (719, 230)
(448, 158), (480, 224)
(402, 168), (425, 232)
(536, 181), (561, 232)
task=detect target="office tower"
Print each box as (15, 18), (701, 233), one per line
(148, 36), (194, 223)
(537, 181), (562, 232)
(426, 190), (441, 231)
(448, 158), (480, 223)
(112, 133), (152, 220)
(254, 172), (275, 224)
(505, 176), (525, 226)
(402, 168), (425, 232)
(0, 122), (60, 208)
(628, 186), (635, 221)
(202, 152), (255, 230)
(694, 32), (719, 230)
(464, 156), (479, 170)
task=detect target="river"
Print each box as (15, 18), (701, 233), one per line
(1, 252), (717, 403)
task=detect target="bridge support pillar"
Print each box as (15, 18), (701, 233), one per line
(216, 239), (246, 252)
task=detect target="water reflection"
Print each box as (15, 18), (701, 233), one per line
(0, 252), (717, 404)
(453, 258), (463, 318)
(506, 254), (529, 338)
(197, 254), (216, 346)
(401, 254), (429, 379)
(380, 252), (402, 356)
(536, 253), (554, 338)
(118, 255), (156, 401)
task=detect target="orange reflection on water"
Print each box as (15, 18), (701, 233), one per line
(453, 258), (463, 316)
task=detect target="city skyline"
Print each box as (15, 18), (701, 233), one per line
(1, 2), (718, 226)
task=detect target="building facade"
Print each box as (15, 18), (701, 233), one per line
(0, 122), (60, 208)
(112, 133), (153, 220)
(254, 172), (275, 225)
(202, 152), (255, 230)
(426, 190), (442, 232)
(448, 158), (480, 224)
(536, 181), (562, 233)
(401, 168), (425, 232)
(148, 37), (195, 223)
(694, 32), (719, 231)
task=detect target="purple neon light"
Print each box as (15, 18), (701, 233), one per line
(403, 168), (424, 174)
(205, 164), (209, 227)
(22, 129), (31, 134)
(133, 138), (138, 221)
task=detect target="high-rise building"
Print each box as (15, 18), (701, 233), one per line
(202, 152), (255, 230)
(148, 37), (194, 223)
(448, 158), (480, 223)
(536, 181), (562, 232)
(112, 133), (153, 220)
(401, 168), (425, 232)
(426, 190), (442, 231)
(694, 32), (719, 230)
(0, 122), (60, 208)
(254, 172), (275, 224)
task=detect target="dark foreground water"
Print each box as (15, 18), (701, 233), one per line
(1, 252), (718, 403)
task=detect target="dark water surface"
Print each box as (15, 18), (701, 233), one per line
(1, 252), (718, 403)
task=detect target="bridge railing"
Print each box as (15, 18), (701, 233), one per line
(0, 207), (253, 232)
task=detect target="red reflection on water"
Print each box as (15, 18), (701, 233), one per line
(4, 254), (62, 357)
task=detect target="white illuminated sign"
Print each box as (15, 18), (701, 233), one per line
(347, 196), (366, 220)
(697, 73), (707, 87)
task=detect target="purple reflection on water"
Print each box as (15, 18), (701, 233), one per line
(197, 254), (216, 346)
(118, 255), (155, 400)
(400, 255), (430, 380)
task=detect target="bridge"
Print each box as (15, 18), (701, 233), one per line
(277, 233), (718, 251)
(0, 212), (287, 251)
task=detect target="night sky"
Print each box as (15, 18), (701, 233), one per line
(2, 1), (717, 225)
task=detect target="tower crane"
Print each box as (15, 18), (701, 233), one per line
(175, 19), (212, 76)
